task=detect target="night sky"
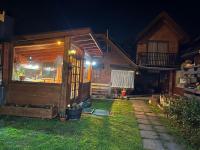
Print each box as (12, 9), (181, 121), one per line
(1, 0), (200, 46)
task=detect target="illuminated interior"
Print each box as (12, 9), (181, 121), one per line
(12, 41), (64, 83)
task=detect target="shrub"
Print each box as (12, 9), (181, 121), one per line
(163, 96), (200, 148)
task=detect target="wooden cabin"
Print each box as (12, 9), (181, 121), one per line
(135, 12), (189, 94)
(0, 28), (102, 118)
(91, 34), (137, 97)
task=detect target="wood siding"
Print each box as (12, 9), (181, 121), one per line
(7, 82), (61, 106)
(80, 82), (90, 100)
(92, 37), (134, 84)
(137, 24), (179, 58)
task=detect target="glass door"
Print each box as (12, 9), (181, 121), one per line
(68, 54), (82, 101)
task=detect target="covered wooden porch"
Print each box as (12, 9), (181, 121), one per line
(0, 28), (102, 118)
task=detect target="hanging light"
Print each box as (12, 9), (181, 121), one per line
(135, 71), (140, 75)
(86, 61), (91, 65)
(57, 41), (62, 45)
(92, 61), (96, 66)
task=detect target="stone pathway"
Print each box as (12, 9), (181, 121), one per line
(132, 100), (184, 150)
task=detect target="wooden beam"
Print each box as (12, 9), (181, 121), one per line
(79, 43), (96, 47)
(15, 45), (64, 52)
(59, 36), (70, 113)
(72, 39), (93, 43)
(16, 49), (64, 55)
(83, 46), (98, 49)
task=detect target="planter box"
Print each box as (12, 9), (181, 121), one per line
(67, 108), (82, 120)
(0, 105), (58, 119)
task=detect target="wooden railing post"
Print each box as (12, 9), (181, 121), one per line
(138, 52), (177, 67)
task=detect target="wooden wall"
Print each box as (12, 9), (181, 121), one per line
(80, 82), (90, 100)
(173, 87), (184, 96)
(92, 37), (134, 84)
(7, 82), (61, 106)
(137, 23), (179, 55)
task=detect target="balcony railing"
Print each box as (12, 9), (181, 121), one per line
(137, 52), (177, 67)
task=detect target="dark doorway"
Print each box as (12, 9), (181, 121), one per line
(134, 69), (169, 95)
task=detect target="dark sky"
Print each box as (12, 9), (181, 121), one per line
(1, 0), (200, 44)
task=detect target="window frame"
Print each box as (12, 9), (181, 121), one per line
(69, 54), (82, 101)
(11, 39), (64, 84)
(147, 40), (169, 53)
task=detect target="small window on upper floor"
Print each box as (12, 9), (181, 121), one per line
(147, 41), (168, 53)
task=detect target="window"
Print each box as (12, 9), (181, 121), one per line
(111, 70), (134, 88)
(147, 41), (168, 52)
(12, 41), (64, 83)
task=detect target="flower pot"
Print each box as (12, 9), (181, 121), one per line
(19, 76), (25, 81)
(60, 117), (66, 122)
(67, 108), (82, 120)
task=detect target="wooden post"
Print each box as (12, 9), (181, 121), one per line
(2, 42), (10, 86)
(59, 37), (70, 115)
(168, 71), (173, 95)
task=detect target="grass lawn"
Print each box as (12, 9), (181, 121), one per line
(0, 100), (143, 150)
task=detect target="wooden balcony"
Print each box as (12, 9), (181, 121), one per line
(137, 52), (177, 67)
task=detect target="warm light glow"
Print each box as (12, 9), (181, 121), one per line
(22, 64), (39, 70)
(68, 49), (76, 55)
(44, 67), (56, 71)
(57, 41), (62, 45)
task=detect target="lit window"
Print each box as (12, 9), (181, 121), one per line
(12, 41), (64, 83)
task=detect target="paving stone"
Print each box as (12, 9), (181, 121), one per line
(146, 112), (157, 117)
(134, 108), (144, 112)
(137, 119), (151, 124)
(165, 142), (183, 150)
(134, 111), (145, 115)
(159, 133), (174, 141)
(134, 106), (147, 109)
(140, 130), (159, 139)
(135, 114), (147, 119)
(142, 108), (152, 112)
(154, 125), (167, 133)
(148, 118), (159, 123)
(143, 139), (165, 150)
(138, 124), (153, 131)
(147, 116), (158, 120)
(151, 120), (162, 126)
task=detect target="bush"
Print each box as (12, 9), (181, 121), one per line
(163, 96), (200, 148)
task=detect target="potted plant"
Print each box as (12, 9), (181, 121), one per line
(59, 109), (66, 121)
(16, 66), (25, 81)
(67, 103), (82, 120)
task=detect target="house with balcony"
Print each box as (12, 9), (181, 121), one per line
(135, 12), (189, 94)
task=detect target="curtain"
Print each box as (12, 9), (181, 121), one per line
(111, 70), (134, 88)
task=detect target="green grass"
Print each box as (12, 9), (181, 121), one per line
(0, 100), (143, 150)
